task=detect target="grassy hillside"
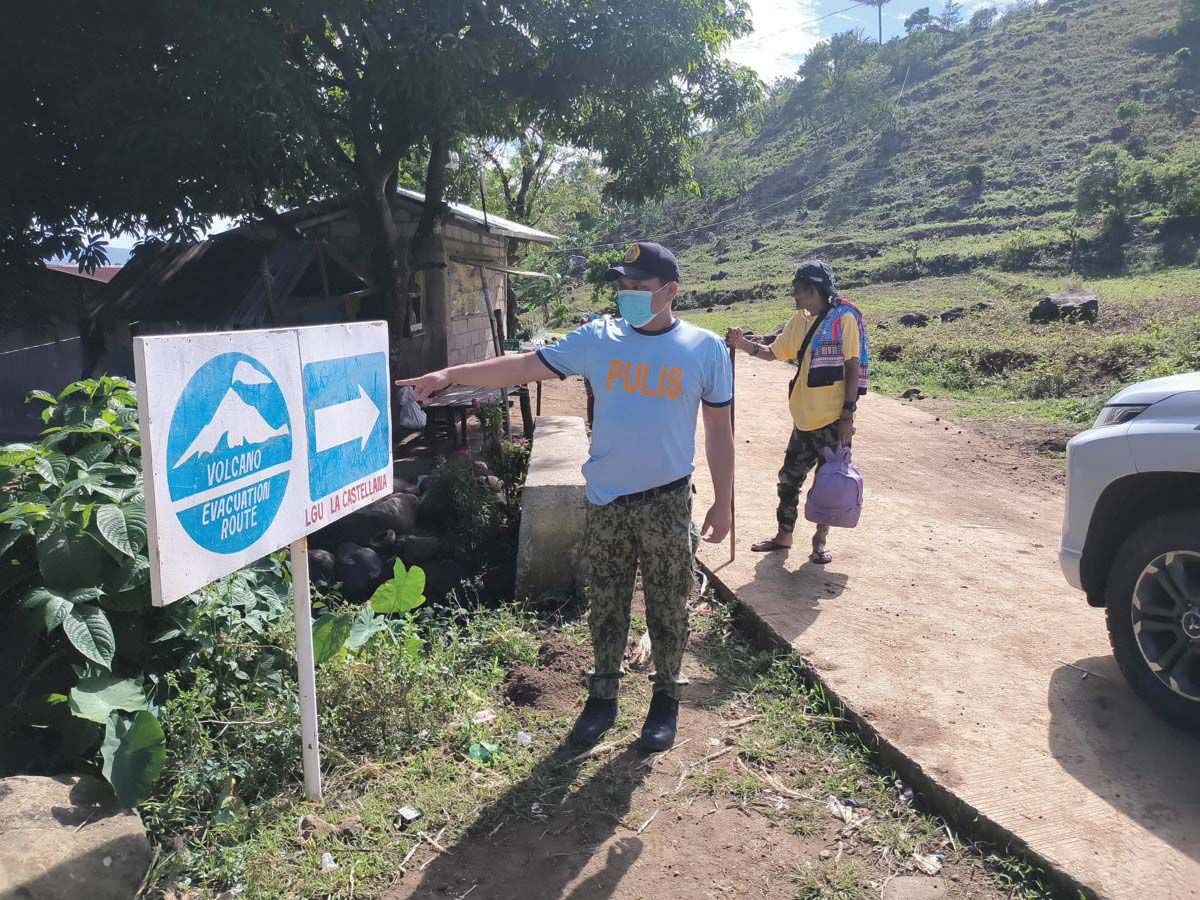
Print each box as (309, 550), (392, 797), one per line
(683, 267), (1200, 430)
(552, 0), (1200, 440)
(648, 0), (1199, 294)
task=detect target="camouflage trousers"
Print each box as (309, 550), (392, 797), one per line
(584, 480), (697, 701)
(776, 421), (840, 534)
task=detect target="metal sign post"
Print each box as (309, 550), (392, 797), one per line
(290, 536), (322, 803)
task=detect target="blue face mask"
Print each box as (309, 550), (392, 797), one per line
(617, 285), (667, 328)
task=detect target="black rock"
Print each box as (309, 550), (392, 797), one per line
(337, 493), (419, 544)
(335, 543), (384, 600)
(750, 239), (766, 252)
(397, 535), (443, 565)
(970, 302), (993, 312)
(368, 529), (397, 555)
(940, 307), (966, 323)
(1030, 292), (1099, 324)
(308, 548), (335, 583)
(900, 313), (929, 328)
(710, 271), (730, 281)
(901, 388), (925, 400)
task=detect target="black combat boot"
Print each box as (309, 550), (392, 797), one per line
(568, 697), (618, 749)
(638, 691), (679, 752)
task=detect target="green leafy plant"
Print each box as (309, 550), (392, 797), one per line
(369, 559), (428, 663)
(1, 378), (162, 803)
(488, 438), (531, 510)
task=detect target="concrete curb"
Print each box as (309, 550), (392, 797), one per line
(700, 560), (1097, 900)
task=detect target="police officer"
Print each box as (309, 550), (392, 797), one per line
(398, 242), (734, 751)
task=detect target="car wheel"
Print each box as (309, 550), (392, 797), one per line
(1105, 510), (1200, 735)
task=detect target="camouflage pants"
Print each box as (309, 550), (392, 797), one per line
(776, 422), (840, 534)
(584, 481), (696, 701)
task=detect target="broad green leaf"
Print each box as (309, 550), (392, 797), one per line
(311, 612), (353, 666)
(47, 452), (71, 483)
(67, 587), (103, 603)
(369, 560), (427, 615)
(33, 457), (57, 485)
(37, 526), (110, 590)
(95, 503), (147, 557)
(0, 502), (49, 524)
(69, 675), (149, 724)
(101, 711), (166, 807)
(75, 443), (112, 467)
(106, 555), (150, 594)
(20, 587), (56, 609)
(63, 604), (116, 669)
(0, 526), (25, 559)
(347, 607), (386, 650)
(26, 390), (56, 405)
(43, 597), (72, 632)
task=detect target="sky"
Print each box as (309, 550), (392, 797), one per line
(727, 0), (1028, 83)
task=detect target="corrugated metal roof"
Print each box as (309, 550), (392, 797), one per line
(395, 189), (559, 245)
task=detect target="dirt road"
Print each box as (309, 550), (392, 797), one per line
(692, 355), (1200, 900)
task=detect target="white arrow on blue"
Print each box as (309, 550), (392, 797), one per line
(313, 385), (381, 453)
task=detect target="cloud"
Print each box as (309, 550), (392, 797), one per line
(726, 0), (825, 83)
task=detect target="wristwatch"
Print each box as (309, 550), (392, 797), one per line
(842, 401), (858, 414)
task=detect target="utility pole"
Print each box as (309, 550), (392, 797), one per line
(864, 0), (891, 45)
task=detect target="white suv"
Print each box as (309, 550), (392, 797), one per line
(1060, 372), (1200, 734)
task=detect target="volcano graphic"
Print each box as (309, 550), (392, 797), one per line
(173, 369), (289, 468)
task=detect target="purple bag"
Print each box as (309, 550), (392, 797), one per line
(804, 444), (863, 528)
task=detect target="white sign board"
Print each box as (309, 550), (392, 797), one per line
(135, 322), (393, 606)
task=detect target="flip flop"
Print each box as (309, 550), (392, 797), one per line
(751, 539), (792, 552)
(809, 549), (833, 565)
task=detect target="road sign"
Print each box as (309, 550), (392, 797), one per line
(299, 325), (391, 521)
(135, 321), (392, 803)
(135, 322), (393, 606)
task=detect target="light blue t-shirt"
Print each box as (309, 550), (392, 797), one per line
(537, 317), (733, 506)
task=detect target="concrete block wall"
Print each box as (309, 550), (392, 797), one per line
(515, 416), (589, 603)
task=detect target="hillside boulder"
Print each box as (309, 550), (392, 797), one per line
(0, 775), (150, 900)
(900, 313), (929, 328)
(940, 307), (966, 323)
(1030, 291), (1099, 324)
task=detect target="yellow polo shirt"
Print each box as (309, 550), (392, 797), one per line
(771, 310), (861, 432)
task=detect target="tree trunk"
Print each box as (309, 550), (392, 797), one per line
(365, 182), (407, 336)
(413, 132), (450, 254)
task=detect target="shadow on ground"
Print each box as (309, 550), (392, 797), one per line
(391, 744), (651, 900)
(1047, 655), (1200, 866)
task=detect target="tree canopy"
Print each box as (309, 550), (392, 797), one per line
(3, 0), (761, 307)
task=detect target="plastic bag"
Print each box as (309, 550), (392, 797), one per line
(804, 444), (863, 528)
(395, 385), (427, 429)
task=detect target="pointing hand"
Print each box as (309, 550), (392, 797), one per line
(394, 370), (450, 404)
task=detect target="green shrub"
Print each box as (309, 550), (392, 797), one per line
(1, 377), (164, 802)
(997, 230), (1037, 271)
(1115, 100), (1147, 125)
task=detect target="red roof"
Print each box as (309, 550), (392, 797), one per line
(46, 264), (122, 283)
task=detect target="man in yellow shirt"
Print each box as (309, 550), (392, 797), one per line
(726, 260), (868, 564)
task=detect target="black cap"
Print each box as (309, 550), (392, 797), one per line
(605, 242), (681, 284)
(793, 259), (838, 298)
